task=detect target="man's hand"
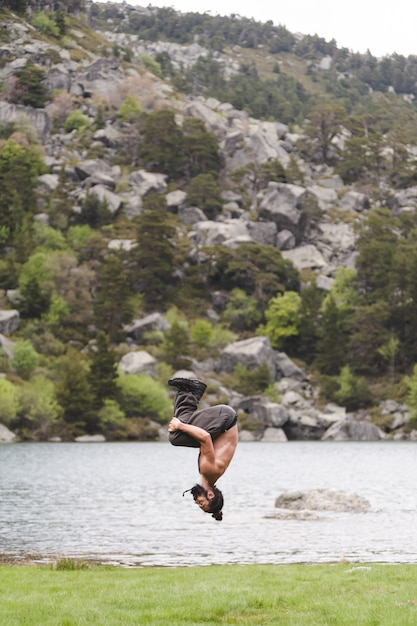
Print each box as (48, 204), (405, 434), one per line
(168, 417), (182, 432)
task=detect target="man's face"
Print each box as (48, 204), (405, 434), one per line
(194, 492), (211, 511)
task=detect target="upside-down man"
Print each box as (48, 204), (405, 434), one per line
(168, 377), (238, 521)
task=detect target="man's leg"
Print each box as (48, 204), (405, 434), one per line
(168, 378), (207, 448)
(168, 378), (207, 400)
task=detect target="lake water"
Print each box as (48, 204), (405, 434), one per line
(1, 441), (416, 567)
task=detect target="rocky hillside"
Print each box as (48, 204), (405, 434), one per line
(1, 2), (417, 443)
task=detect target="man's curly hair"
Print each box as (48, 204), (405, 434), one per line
(183, 484), (224, 521)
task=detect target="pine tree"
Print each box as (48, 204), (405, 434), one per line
(138, 110), (186, 179)
(315, 294), (349, 375)
(94, 253), (134, 342)
(182, 117), (224, 181)
(186, 173), (223, 220)
(133, 192), (176, 310)
(12, 60), (48, 108)
(55, 347), (95, 435)
(88, 331), (118, 410)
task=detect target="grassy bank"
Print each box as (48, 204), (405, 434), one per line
(1, 562), (417, 624)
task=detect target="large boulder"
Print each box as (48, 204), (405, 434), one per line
(166, 189), (187, 210)
(87, 185), (122, 214)
(281, 245), (328, 271)
(177, 206), (207, 225)
(0, 310), (20, 335)
(92, 125), (122, 148)
(0, 102), (50, 142)
(128, 170), (168, 195)
(124, 313), (169, 342)
(307, 184), (338, 211)
(118, 350), (157, 377)
(275, 353), (307, 381)
(0, 423), (16, 443)
(75, 434), (106, 443)
(315, 222), (355, 259)
(234, 396), (289, 427)
(74, 159), (114, 181)
(183, 99), (228, 138)
(258, 182), (312, 240)
(225, 120), (291, 171)
(322, 417), (383, 441)
(0, 334), (16, 358)
(72, 58), (124, 98)
(247, 221), (277, 246)
(191, 219), (252, 247)
(37, 173), (59, 193)
(275, 488), (371, 512)
(261, 427), (288, 442)
(219, 336), (278, 379)
(339, 190), (370, 212)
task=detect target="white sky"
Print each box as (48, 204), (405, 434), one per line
(108, 0), (417, 57)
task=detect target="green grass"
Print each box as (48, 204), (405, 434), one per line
(1, 562), (417, 624)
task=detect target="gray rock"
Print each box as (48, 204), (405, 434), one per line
(219, 336), (277, 379)
(247, 121), (291, 166)
(316, 275), (334, 291)
(222, 129), (245, 154)
(75, 434), (106, 443)
(315, 174), (344, 190)
(0, 101), (50, 142)
(37, 173), (59, 193)
(0, 310), (20, 335)
(275, 353), (307, 381)
(221, 190), (243, 205)
(0, 423), (16, 443)
(0, 333), (16, 359)
(121, 194), (143, 220)
(87, 172), (117, 189)
(118, 350), (157, 376)
(177, 206), (207, 225)
(322, 417), (382, 441)
(87, 185), (122, 214)
(276, 229), (296, 250)
(238, 430), (258, 442)
(339, 190), (370, 212)
(128, 169), (168, 195)
(107, 239), (137, 251)
(247, 221), (277, 246)
(33, 213), (50, 225)
(261, 427), (288, 442)
(43, 67), (71, 92)
(93, 125), (122, 148)
(166, 189), (187, 209)
(275, 488), (371, 512)
(308, 184), (338, 210)
(192, 219), (252, 247)
(183, 99), (228, 138)
(74, 159), (113, 181)
(74, 58), (124, 98)
(258, 182), (310, 239)
(124, 313), (169, 342)
(281, 244), (327, 271)
(234, 396), (289, 427)
(318, 56), (332, 70)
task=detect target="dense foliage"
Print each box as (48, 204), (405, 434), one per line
(3, 2), (417, 441)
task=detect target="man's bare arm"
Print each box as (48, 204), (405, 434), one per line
(168, 417), (210, 443)
(168, 417), (215, 464)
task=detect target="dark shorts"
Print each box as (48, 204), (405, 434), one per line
(169, 404), (238, 448)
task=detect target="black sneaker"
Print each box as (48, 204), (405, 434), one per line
(168, 377), (207, 399)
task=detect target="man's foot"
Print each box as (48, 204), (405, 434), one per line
(168, 377), (207, 399)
